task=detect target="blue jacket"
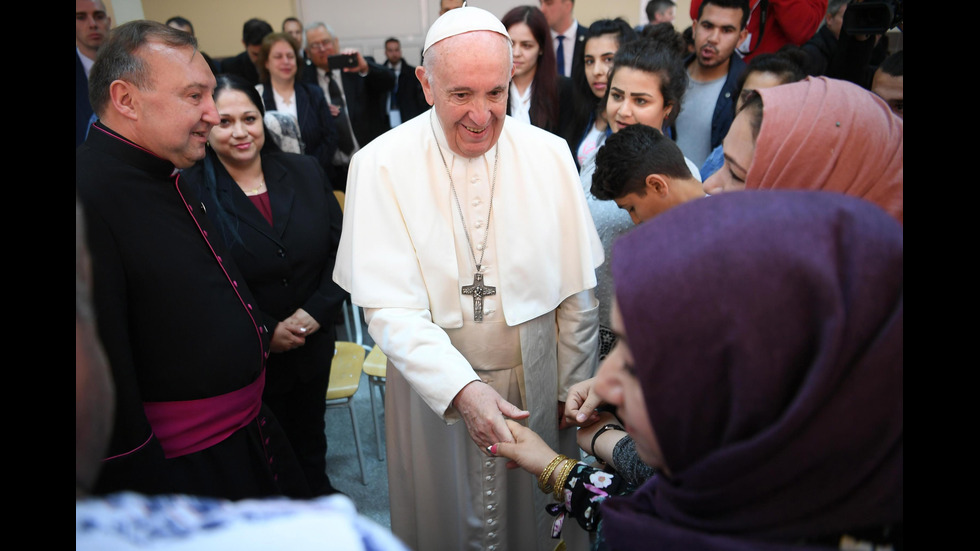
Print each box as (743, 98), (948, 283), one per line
(678, 53), (747, 150)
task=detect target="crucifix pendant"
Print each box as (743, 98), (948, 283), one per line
(461, 271), (496, 322)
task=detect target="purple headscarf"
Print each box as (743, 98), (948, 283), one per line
(602, 191), (903, 550)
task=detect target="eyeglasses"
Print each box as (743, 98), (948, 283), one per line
(309, 40), (333, 52)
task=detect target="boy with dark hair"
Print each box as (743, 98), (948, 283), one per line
(592, 124), (705, 225)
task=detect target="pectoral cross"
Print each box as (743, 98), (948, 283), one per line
(462, 271), (496, 322)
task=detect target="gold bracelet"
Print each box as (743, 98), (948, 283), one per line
(553, 458), (577, 501)
(538, 454), (567, 494)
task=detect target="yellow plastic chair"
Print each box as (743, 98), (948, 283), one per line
(326, 341), (367, 485)
(362, 345), (388, 461)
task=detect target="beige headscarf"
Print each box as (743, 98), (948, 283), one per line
(748, 77), (904, 224)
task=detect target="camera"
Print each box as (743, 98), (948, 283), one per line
(844, 0), (904, 36)
(327, 53), (359, 69)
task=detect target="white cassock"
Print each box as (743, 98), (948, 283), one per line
(334, 110), (603, 551)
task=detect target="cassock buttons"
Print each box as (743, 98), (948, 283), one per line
(281, 278), (289, 286)
(277, 248), (285, 258)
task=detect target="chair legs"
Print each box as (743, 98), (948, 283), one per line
(367, 376), (385, 461)
(326, 397), (367, 486)
(346, 399), (367, 485)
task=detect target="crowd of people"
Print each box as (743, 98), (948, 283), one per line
(77, 1), (902, 550)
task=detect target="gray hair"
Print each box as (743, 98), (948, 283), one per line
(88, 20), (198, 118)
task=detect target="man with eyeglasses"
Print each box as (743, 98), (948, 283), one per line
(301, 22), (393, 190)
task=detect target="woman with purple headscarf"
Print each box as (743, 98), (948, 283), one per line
(494, 190), (903, 550)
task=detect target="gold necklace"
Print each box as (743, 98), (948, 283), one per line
(242, 178), (266, 196)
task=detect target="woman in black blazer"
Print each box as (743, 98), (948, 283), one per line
(183, 74), (346, 497)
(256, 32), (338, 175)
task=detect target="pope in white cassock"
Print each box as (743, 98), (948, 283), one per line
(333, 7), (602, 551)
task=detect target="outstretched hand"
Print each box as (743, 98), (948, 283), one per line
(453, 381), (530, 451)
(491, 420), (560, 475)
(563, 377), (604, 427)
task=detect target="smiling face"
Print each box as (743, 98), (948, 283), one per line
(584, 34), (619, 99)
(419, 31), (513, 158)
(131, 42), (219, 168)
(509, 22), (541, 82)
(606, 67), (672, 133)
(594, 301), (669, 474)
(702, 110), (756, 194)
(208, 89), (265, 169)
(265, 39), (297, 82)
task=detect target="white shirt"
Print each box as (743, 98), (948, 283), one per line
(550, 20), (578, 78)
(77, 46), (95, 77)
(508, 82), (532, 125)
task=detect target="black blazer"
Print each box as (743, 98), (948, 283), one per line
(76, 51), (93, 148)
(259, 81), (339, 176)
(570, 24), (588, 80)
(220, 51), (261, 86)
(301, 57), (395, 146)
(184, 150), (346, 387)
(556, 24), (588, 79)
(385, 60), (429, 123)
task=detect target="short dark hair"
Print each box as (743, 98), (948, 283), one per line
(646, 0), (676, 21)
(592, 124), (692, 200)
(607, 37), (689, 128)
(698, 0), (750, 29)
(242, 18), (273, 46)
(88, 20), (198, 117)
(733, 47), (807, 114)
(282, 16), (301, 30)
(878, 50), (903, 77)
(385, 37), (400, 47)
(165, 16), (194, 35)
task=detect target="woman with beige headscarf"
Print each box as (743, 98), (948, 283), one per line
(703, 76), (903, 224)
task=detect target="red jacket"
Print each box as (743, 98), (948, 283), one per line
(690, 0), (826, 61)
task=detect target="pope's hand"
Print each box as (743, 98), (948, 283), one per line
(492, 420), (560, 475)
(564, 376), (603, 426)
(453, 381), (530, 451)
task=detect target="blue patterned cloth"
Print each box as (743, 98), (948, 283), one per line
(76, 492), (408, 551)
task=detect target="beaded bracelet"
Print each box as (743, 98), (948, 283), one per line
(538, 454), (568, 494)
(589, 423), (625, 465)
(552, 458), (577, 501)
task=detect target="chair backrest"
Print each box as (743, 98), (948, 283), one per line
(327, 341), (365, 400)
(334, 190), (345, 212)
